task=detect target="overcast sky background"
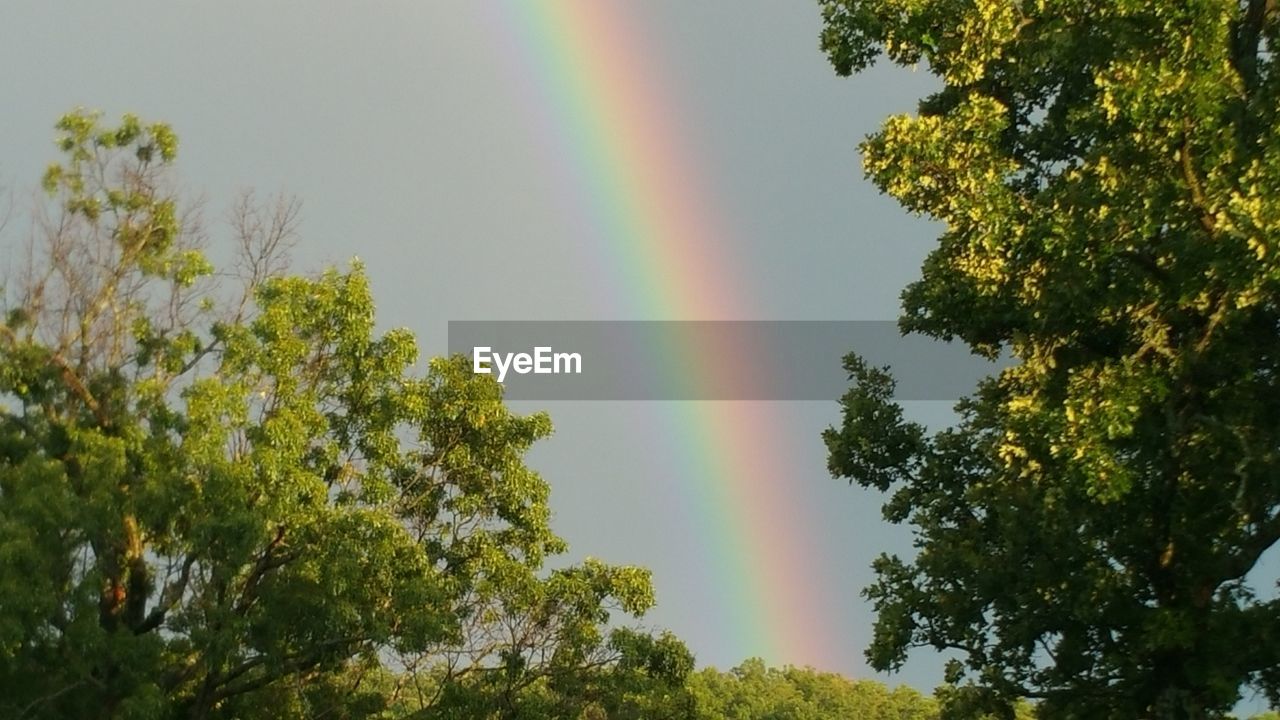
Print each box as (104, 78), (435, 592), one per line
(4, 2), (1273, 712)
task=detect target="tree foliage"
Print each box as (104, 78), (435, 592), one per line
(688, 658), (942, 720)
(820, 0), (1280, 718)
(0, 110), (684, 719)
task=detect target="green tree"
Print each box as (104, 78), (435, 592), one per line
(687, 659), (941, 719)
(0, 110), (680, 719)
(819, 0), (1280, 718)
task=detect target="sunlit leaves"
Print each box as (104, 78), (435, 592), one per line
(822, 0), (1280, 716)
(0, 112), (668, 719)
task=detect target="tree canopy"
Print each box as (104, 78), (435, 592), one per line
(820, 0), (1280, 718)
(0, 110), (689, 720)
(688, 658), (942, 720)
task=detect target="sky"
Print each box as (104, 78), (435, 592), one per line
(4, 1), (1270, 711)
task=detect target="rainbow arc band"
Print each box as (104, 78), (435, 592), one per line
(477, 1), (839, 668)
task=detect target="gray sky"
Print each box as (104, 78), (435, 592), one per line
(7, 1), (1269, 712)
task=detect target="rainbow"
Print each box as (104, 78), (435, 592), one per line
(479, 3), (839, 668)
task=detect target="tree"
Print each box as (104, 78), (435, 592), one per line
(819, 0), (1280, 718)
(0, 110), (681, 719)
(687, 658), (942, 719)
